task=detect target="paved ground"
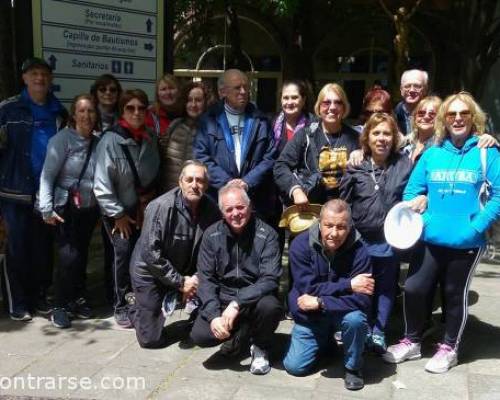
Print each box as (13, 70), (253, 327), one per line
(1, 255), (500, 399)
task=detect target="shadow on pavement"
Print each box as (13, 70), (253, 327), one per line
(459, 314), (500, 363)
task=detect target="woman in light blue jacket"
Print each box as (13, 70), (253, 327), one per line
(383, 92), (500, 373)
(38, 94), (100, 329)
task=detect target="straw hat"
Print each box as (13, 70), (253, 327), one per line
(279, 204), (322, 235)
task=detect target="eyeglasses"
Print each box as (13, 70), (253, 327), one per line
(402, 83), (424, 91)
(416, 110), (437, 119)
(124, 104), (147, 113)
(320, 99), (343, 108)
(98, 86), (118, 94)
(445, 110), (471, 121)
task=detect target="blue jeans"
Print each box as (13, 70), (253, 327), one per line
(283, 310), (368, 376)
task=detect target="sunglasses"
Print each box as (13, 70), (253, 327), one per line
(124, 104), (147, 113)
(445, 110), (471, 121)
(98, 86), (118, 94)
(320, 99), (343, 108)
(416, 110), (437, 119)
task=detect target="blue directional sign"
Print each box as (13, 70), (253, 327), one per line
(33, 0), (163, 105)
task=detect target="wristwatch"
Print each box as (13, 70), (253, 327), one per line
(316, 296), (324, 310)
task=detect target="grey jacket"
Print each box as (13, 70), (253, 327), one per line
(93, 125), (160, 218)
(131, 187), (221, 288)
(37, 127), (98, 219)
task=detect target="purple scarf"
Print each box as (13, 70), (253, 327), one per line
(273, 111), (309, 142)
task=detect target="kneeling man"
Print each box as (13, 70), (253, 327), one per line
(129, 160), (220, 348)
(191, 183), (283, 375)
(283, 199), (374, 390)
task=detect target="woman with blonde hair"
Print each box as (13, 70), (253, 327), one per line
(384, 92), (500, 373)
(405, 95), (496, 163)
(146, 74), (182, 137)
(274, 83), (360, 205)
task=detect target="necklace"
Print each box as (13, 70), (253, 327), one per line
(322, 129), (343, 149)
(370, 158), (385, 191)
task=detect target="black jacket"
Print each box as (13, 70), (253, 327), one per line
(273, 121), (359, 205)
(339, 153), (412, 241)
(197, 216), (282, 322)
(130, 188), (220, 288)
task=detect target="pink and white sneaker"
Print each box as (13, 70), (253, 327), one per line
(425, 343), (458, 373)
(382, 338), (421, 364)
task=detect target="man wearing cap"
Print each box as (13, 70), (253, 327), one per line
(0, 57), (67, 321)
(128, 160), (220, 348)
(190, 182), (282, 375)
(193, 69), (276, 222)
(283, 199), (374, 391)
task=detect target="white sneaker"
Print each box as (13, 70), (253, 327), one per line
(425, 343), (458, 373)
(383, 338), (421, 364)
(250, 344), (271, 375)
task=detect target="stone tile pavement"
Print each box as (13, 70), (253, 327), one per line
(0, 260), (500, 400)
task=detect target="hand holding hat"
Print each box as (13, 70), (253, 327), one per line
(279, 204), (322, 235)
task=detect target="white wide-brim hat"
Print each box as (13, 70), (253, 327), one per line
(384, 202), (423, 249)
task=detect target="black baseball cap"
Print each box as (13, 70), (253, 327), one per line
(21, 57), (52, 73)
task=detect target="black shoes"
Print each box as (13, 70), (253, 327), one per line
(51, 308), (71, 329)
(344, 368), (364, 391)
(68, 297), (93, 319)
(219, 322), (250, 357)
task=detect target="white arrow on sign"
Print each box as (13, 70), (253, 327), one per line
(42, 25), (155, 59)
(41, 0), (157, 36)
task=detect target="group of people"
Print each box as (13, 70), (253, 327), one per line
(0, 57), (499, 391)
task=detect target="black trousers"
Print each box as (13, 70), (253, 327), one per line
(102, 215), (139, 313)
(404, 242), (483, 349)
(101, 223), (114, 304)
(53, 207), (98, 307)
(190, 294), (283, 350)
(129, 271), (169, 348)
(0, 201), (54, 314)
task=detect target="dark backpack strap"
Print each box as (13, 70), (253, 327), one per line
(120, 143), (141, 189)
(76, 136), (95, 187)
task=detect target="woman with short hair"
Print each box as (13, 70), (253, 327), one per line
(38, 94), (100, 328)
(94, 89), (160, 328)
(90, 74), (122, 132)
(340, 113), (412, 352)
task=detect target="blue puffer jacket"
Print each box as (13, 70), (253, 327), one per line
(288, 223), (372, 325)
(0, 91), (67, 204)
(193, 101), (276, 214)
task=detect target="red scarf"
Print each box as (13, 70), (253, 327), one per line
(118, 118), (150, 142)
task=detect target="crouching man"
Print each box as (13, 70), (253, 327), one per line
(129, 160), (220, 348)
(191, 183), (283, 375)
(283, 199), (374, 390)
